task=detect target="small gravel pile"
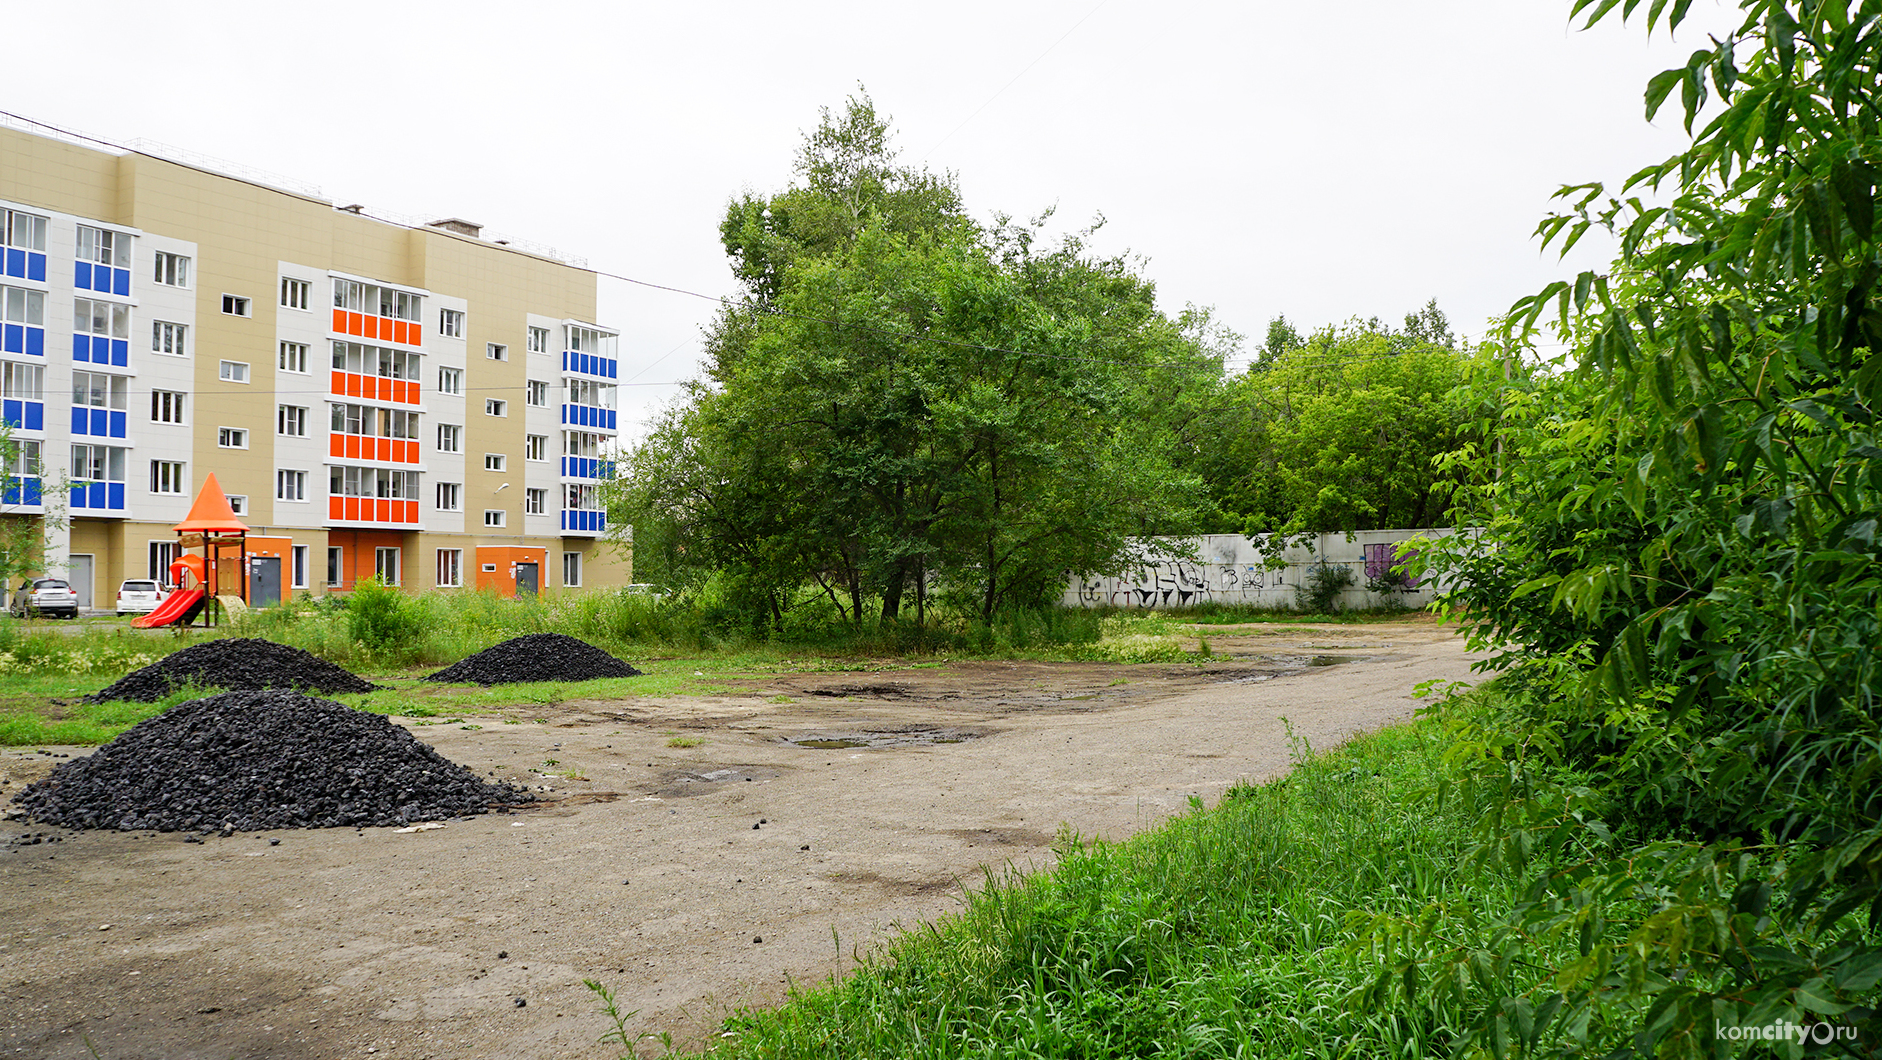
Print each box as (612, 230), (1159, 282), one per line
(421, 633), (643, 686)
(85, 638), (380, 703)
(12, 690), (529, 832)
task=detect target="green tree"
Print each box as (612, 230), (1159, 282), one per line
(1187, 316), (1485, 539)
(1402, 1), (1882, 1050)
(611, 96), (1213, 629)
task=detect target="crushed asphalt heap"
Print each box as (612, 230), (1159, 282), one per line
(12, 690), (529, 832)
(85, 637), (380, 703)
(421, 632), (644, 686)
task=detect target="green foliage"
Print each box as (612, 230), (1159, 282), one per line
(344, 578), (423, 664)
(1186, 320), (1490, 540)
(612, 93), (1217, 630)
(1409, 2), (1882, 1050)
(1294, 561), (1356, 614)
(675, 704), (1544, 1059)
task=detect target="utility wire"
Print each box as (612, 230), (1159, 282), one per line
(921, 0), (1113, 161)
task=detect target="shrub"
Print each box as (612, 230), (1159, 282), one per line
(1294, 562), (1354, 613)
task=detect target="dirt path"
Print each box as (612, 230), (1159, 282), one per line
(1, 619), (1479, 1059)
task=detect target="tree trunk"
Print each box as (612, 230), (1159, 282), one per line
(879, 559), (908, 627)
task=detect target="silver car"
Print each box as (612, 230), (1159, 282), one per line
(116, 579), (166, 616)
(10, 578), (80, 619)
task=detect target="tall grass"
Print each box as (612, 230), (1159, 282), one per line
(657, 697), (1562, 1059)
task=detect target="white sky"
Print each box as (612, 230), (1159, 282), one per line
(4, 0), (1743, 439)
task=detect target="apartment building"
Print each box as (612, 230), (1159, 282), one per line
(0, 121), (630, 606)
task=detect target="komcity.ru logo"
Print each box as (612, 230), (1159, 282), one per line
(1716, 1019), (1860, 1046)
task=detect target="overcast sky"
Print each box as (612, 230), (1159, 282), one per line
(4, 0), (1742, 439)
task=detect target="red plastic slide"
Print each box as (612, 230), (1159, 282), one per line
(131, 588), (205, 629)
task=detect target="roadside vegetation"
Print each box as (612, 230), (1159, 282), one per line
(604, 1), (1882, 1055)
(0, 583), (1393, 746)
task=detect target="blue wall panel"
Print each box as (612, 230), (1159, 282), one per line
(2, 324), (19, 354)
(25, 402), (41, 430)
(108, 482), (124, 509)
(1, 399), (16, 428)
(110, 410), (126, 437)
(112, 269), (129, 296)
(25, 327), (41, 356)
(74, 261), (91, 289)
(70, 407), (87, 434)
(71, 333), (87, 361)
(28, 253), (44, 282)
(4, 249), (20, 276)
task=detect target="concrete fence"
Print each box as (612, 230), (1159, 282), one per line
(1062, 529), (1457, 610)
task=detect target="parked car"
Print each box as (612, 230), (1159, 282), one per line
(10, 578), (80, 619)
(116, 579), (167, 616)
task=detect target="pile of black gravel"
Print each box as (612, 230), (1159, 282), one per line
(85, 638), (380, 703)
(421, 633), (643, 686)
(11, 690), (529, 832)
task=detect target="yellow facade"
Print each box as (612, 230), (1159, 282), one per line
(0, 123), (629, 607)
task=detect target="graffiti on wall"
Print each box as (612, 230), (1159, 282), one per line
(1075, 560), (1294, 609)
(1068, 533), (1446, 609)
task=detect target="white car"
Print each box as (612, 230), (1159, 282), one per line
(10, 578), (79, 619)
(116, 579), (167, 616)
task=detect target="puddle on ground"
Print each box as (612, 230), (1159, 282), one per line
(781, 726), (987, 750)
(1219, 655), (1374, 683)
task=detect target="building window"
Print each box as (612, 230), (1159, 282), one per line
(328, 402), (419, 442)
(436, 548), (462, 588)
(436, 423), (461, 452)
(151, 389), (187, 424)
(527, 325), (550, 353)
(220, 294), (251, 317)
(291, 545), (309, 589)
(76, 226), (130, 268)
(435, 481), (461, 510)
(485, 398), (506, 417)
(483, 509), (505, 528)
(437, 366), (463, 394)
(3, 285), (45, 327)
(75, 297), (131, 339)
(374, 547), (400, 586)
(218, 427), (249, 449)
(148, 540), (175, 584)
(152, 321), (187, 356)
(525, 487), (546, 515)
(227, 494), (248, 516)
(439, 309), (464, 337)
(149, 389), (187, 424)
(1, 361), (43, 400)
(71, 370), (129, 411)
(4, 209), (48, 253)
(277, 405), (308, 436)
(326, 546), (344, 587)
(524, 434), (547, 461)
(280, 277), (311, 310)
(153, 251), (190, 288)
(333, 279), (421, 321)
(486, 342), (507, 361)
(279, 341), (309, 373)
(219, 360), (249, 383)
(149, 460), (187, 495)
(483, 453), (506, 472)
(277, 469), (307, 501)
(526, 379), (548, 406)
(562, 551), (582, 587)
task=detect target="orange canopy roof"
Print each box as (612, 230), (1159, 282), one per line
(172, 473), (251, 533)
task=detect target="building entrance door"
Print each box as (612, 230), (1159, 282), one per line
(69, 554), (93, 609)
(250, 556), (281, 608)
(516, 562), (538, 596)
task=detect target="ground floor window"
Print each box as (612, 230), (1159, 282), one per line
(148, 540), (175, 584)
(327, 546), (344, 587)
(436, 548), (462, 588)
(375, 547), (401, 586)
(562, 550), (581, 587)
(291, 545), (309, 589)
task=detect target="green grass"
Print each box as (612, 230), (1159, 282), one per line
(617, 698), (1540, 1058)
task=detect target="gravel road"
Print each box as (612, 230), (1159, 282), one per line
(0, 618), (1479, 1060)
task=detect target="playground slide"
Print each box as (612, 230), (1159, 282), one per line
(132, 588), (206, 629)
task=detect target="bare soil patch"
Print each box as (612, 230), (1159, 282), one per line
(1, 619), (1478, 1059)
